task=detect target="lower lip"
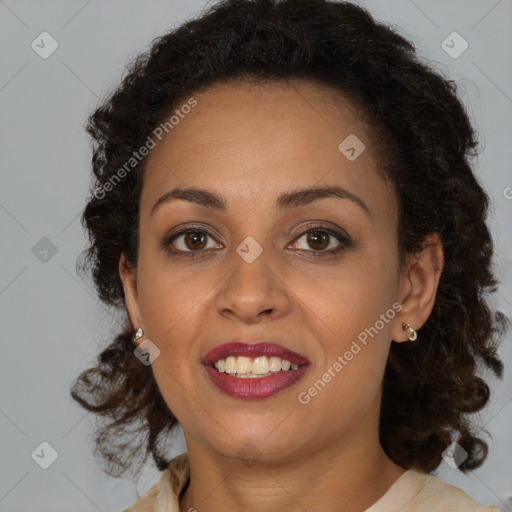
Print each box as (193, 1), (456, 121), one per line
(204, 365), (309, 399)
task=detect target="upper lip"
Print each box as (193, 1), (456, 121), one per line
(202, 342), (310, 366)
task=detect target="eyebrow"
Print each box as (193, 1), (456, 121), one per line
(150, 184), (371, 219)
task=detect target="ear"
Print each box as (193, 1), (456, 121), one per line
(391, 233), (444, 343)
(119, 252), (142, 338)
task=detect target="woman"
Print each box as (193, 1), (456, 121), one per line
(71, 0), (505, 510)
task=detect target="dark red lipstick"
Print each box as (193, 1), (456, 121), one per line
(202, 342), (310, 400)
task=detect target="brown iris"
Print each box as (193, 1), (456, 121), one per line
(306, 231), (330, 251)
(184, 231), (208, 250)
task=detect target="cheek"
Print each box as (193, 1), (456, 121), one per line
(296, 250), (398, 391)
(296, 275), (395, 427)
(301, 253), (398, 341)
(135, 260), (209, 421)
(134, 256), (236, 423)
(135, 253), (211, 365)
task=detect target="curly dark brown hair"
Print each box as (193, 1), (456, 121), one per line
(71, 0), (505, 480)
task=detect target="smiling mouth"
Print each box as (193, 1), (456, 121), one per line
(213, 355), (300, 378)
(202, 342), (310, 399)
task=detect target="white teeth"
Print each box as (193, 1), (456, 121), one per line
(253, 356), (269, 374)
(269, 357), (282, 372)
(236, 356), (252, 374)
(225, 356), (237, 374)
(213, 355), (300, 377)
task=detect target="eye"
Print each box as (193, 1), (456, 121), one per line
(162, 224), (351, 259)
(165, 228), (223, 255)
(289, 227), (351, 255)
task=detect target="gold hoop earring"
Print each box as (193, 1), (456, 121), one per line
(402, 323), (417, 341)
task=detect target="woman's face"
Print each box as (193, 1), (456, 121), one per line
(121, 79), (413, 463)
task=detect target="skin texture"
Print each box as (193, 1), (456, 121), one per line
(119, 80), (444, 512)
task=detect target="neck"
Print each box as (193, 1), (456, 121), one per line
(179, 423), (406, 512)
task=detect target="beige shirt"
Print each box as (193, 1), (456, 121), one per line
(123, 453), (500, 512)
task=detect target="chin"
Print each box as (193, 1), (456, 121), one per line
(200, 415), (312, 465)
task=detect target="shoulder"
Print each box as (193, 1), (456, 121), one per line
(366, 469), (500, 512)
(122, 453), (190, 512)
(416, 471), (500, 512)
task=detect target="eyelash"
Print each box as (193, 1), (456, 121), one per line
(162, 223), (352, 259)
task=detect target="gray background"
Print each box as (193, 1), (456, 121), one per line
(1, 0), (511, 510)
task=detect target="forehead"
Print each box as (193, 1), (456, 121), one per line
(140, 79), (393, 219)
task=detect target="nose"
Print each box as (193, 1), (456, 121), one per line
(214, 248), (292, 324)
